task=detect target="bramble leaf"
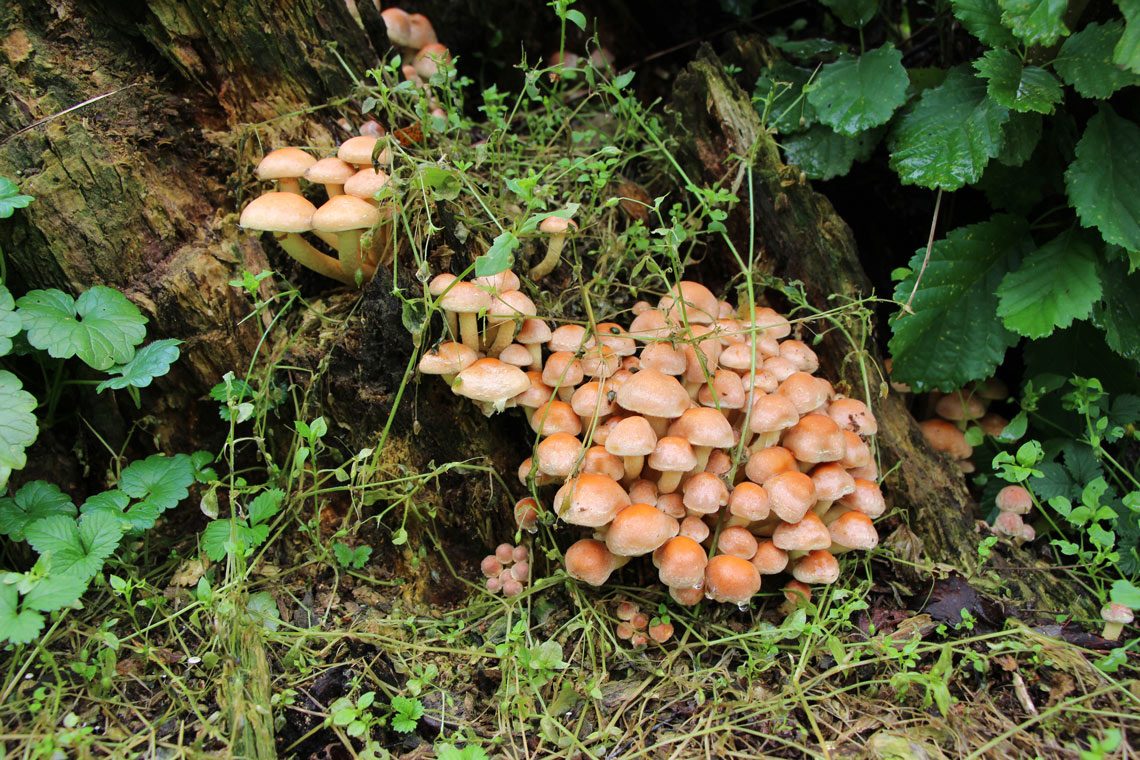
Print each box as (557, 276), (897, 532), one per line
(0, 177), (34, 219)
(247, 488), (284, 526)
(24, 511), (123, 580)
(0, 285), (21, 357)
(951, 0), (1018, 47)
(888, 67), (1010, 190)
(1066, 106), (1140, 254)
(995, 111), (1042, 166)
(997, 228), (1102, 338)
(780, 124), (879, 180)
(96, 339), (181, 393)
(807, 46), (909, 136)
(0, 370), (39, 487)
(1055, 22), (1140, 98)
(17, 286), (147, 371)
(1114, 0), (1140, 73)
(0, 481), (76, 541)
(997, 0), (1069, 46)
(889, 216), (1029, 390)
(973, 48), (1063, 113)
(119, 454), (195, 515)
(1093, 257), (1140, 364)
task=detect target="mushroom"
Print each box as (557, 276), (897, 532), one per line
(605, 503), (680, 556)
(614, 368), (691, 436)
(704, 555), (761, 606)
(605, 416), (657, 482)
(439, 282), (491, 352)
(304, 157), (356, 198)
(530, 215), (577, 280)
(256, 147), (316, 194)
(553, 473), (630, 527)
(648, 436), (697, 494)
(1100, 603), (1134, 640)
(338, 135), (389, 170)
(565, 539), (626, 586)
(452, 358), (531, 415)
(653, 536), (708, 588)
(312, 195), (380, 283)
(239, 192), (349, 284)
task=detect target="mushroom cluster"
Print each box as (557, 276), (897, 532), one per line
(991, 484), (1035, 545)
(614, 600), (673, 645)
(419, 273), (885, 607)
(907, 377), (1010, 474)
(240, 135), (394, 286)
(481, 543), (530, 597)
(380, 8), (451, 120)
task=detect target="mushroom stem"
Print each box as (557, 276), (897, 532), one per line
(459, 312), (480, 352)
(276, 233), (351, 284)
(812, 499), (835, 516)
(488, 321), (518, 357)
(692, 446), (712, 474)
(277, 177), (303, 195)
(645, 415), (669, 438)
(322, 183), (345, 198)
(622, 455), (645, 483)
(658, 470), (683, 494)
(314, 230), (341, 248)
(444, 311), (460, 341)
(529, 234), (567, 280)
(749, 431), (781, 453)
(1103, 621), (1125, 641)
(528, 344), (544, 371)
(334, 230), (375, 284)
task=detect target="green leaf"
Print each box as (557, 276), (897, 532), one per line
(996, 228), (1103, 338)
(1093, 257), (1140, 364)
(413, 166), (461, 201)
(888, 67), (1010, 190)
(1110, 578), (1140, 608)
(1116, 0), (1140, 73)
(807, 46), (909, 136)
(0, 370), (39, 486)
(22, 572), (88, 612)
(564, 9), (587, 31)
(0, 585), (44, 645)
(754, 63), (817, 134)
(995, 111), (1042, 166)
(24, 512), (123, 581)
(247, 488), (284, 526)
(973, 49), (1063, 114)
(889, 216), (1028, 391)
(474, 231), (519, 277)
(119, 454), (195, 514)
(1055, 22), (1140, 98)
(0, 285), (22, 357)
(767, 34), (845, 61)
(1066, 106), (1140, 254)
(80, 489), (159, 533)
(819, 0), (878, 27)
(96, 339), (181, 393)
(200, 519), (239, 561)
(952, 0), (1018, 47)
(997, 0), (1069, 46)
(781, 124), (879, 180)
(0, 481), (77, 541)
(246, 591), (281, 631)
(390, 696), (424, 733)
(0, 177), (34, 219)
(17, 286), (147, 371)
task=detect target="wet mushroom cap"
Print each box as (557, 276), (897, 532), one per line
(304, 157), (356, 185)
(565, 539), (620, 586)
(792, 549), (840, 585)
(605, 503), (680, 556)
(810, 463), (856, 502)
(553, 473), (631, 527)
(827, 397), (878, 436)
(919, 419), (973, 460)
(417, 342), (478, 375)
(615, 369), (691, 419)
(782, 414), (847, 464)
(750, 540), (789, 575)
(773, 512), (832, 552)
(704, 555), (761, 604)
(996, 485), (1033, 515)
(764, 470), (817, 522)
(648, 436), (697, 473)
(659, 281), (719, 325)
(452, 358), (530, 403)
(682, 472), (729, 515)
(829, 511), (879, 550)
(239, 192), (316, 232)
(535, 433), (584, 479)
(728, 481), (770, 522)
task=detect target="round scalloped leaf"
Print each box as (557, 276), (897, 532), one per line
(889, 216), (1030, 391)
(888, 67), (1010, 190)
(96, 339), (182, 393)
(1065, 106), (1140, 254)
(997, 0), (1069, 46)
(0, 481), (77, 542)
(0, 177), (34, 220)
(951, 0), (1018, 47)
(997, 228), (1103, 338)
(780, 124), (880, 180)
(1055, 22), (1140, 99)
(0, 370), (38, 483)
(24, 511), (124, 581)
(17, 286), (147, 371)
(0, 285), (21, 358)
(973, 48), (1063, 114)
(807, 46), (909, 136)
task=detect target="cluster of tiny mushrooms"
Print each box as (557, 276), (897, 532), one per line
(419, 275), (885, 609)
(236, 7), (1132, 637)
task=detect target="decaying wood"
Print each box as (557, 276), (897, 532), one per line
(667, 44), (1087, 616)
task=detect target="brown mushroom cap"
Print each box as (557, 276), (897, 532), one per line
(615, 369), (691, 419)
(828, 511), (879, 551)
(655, 492), (686, 518)
(745, 446), (797, 485)
(839, 431), (873, 470)
(439, 282), (492, 315)
(698, 369), (747, 410)
(717, 526), (759, 559)
(777, 372), (832, 415)
(565, 539), (621, 586)
(778, 340), (820, 373)
(919, 418), (973, 460)
(312, 195), (380, 232)
(749, 394), (800, 435)
(418, 341), (478, 375)
(935, 391), (986, 421)
(810, 463), (856, 503)
(728, 482), (771, 522)
(827, 397), (879, 437)
(704, 555), (761, 604)
(670, 584), (705, 606)
(773, 512), (832, 552)
(792, 549), (840, 585)
(570, 381), (616, 418)
(536, 433), (584, 479)
(338, 135), (382, 167)
(765, 470), (817, 522)
(750, 540), (789, 575)
(640, 342), (688, 375)
(539, 215), (577, 235)
(517, 318), (553, 346)
(682, 472), (729, 515)
(668, 407), (735, 449)
(594, 323), (637, 357)
(749, 306), (792, 340)
(305, 157), (356, 185)
(628, 478), (658, 506)
(648, 436), (697, 474)
(783, 414), (847, 464)
(549, 324), (592, 353)
(381, 7), (413, 46)
(606, 503), (680, 556)
(513, 371), (553, 410)
(659, 281), (719, 325)
(679, 514), (710, 543)
(996, 485), (1033, 515)
(256, 147), (316, 181)
(605, 416), (658, 457)
(405, 13), (439, 48)
(542, 351), (585, 389)
(499, 344), (534, 367)
(239, 192), (316, 233)
(553, 473), (630, 527)
(344, 168), (391, 199)
(583, 446), (625, 481)
(1101, 602), (1134, 625)
(836, 479), (886, 519)
(453, 358), (530, 405)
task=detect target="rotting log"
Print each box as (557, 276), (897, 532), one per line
(667, 44), (1088, 617)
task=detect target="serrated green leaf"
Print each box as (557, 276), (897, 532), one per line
(17, 286), (147, 371)
(889, 216), (1028, 390)
(1093, 257), (1140, 364)
(0, 481), (77, 541)
(996, 111), (1042, 166)
(781, 124), (880, 180)
(0, 371), (39, 486)
(0, 585), (44, 645)
(952, 0), (1019, 46)
(119, 454), (194, 514)
(96, 339), (181, 393)
(807, 46), (909, 136)
(80, 489), (159, 533)
(475, 231), (518, 277)
(997, 229), (1102, 338)
(754, 63), (817, 134)
(23, 572), (88, 612)
(974, 49), (1063, 114)
(246, 591), (280, 631)
(1115, 0), (1140, 73)
(25, 512), (123, 580)
(819, 0), (878, 27)
(997, 0), (1069, 46)
(1066, 106), (1140, 254)
(888, 67), (1010, 190)
(1055, 22), (1140, 98)
(0, 285), (21, 357)
(247, 488), (284, 526)
(0, 177), (34, 219)
(200, 519), (237, 562)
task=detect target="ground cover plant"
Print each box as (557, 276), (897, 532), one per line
(0, 0), (1138, 758)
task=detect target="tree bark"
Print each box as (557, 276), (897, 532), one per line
(667, 44), (1088, 616)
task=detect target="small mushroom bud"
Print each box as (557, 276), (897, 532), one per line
(530, 215), (577, 280)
